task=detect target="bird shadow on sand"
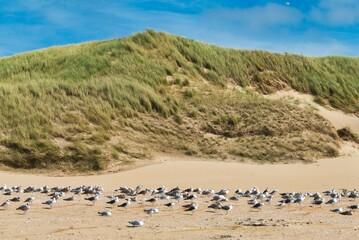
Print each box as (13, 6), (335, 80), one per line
(205, 211), (223, 215)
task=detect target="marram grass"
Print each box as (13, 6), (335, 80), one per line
(0, 30), (356, 171)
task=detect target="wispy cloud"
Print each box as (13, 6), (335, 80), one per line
(203, 3), (303, 29)
(310, 0), (359, 26)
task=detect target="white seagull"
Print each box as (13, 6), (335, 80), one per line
(98, 210), (112, 216)
(0, 200), (10, 209)
(129, 219), (144, 227)
(24, 195), (36, 204)
(144, 208), (159, 216)
(16, 203), (30, 214)
(42, 198), (56, 209)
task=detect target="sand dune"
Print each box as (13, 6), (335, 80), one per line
(0, 89), (358, 239)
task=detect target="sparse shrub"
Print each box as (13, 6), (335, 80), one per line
(337, 127), (359, 143)
(181, 78), (190, 86)
(174, 114), (183, 124)
(188, 109), (199, 118)
(184, 88), (196, 98)
(174, 77), (181, 85)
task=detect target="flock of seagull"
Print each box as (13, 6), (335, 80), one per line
(0, 184), (358, 227)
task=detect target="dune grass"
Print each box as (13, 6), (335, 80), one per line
(0, 30), (356, 171)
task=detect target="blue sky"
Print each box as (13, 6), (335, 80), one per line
(0, 0), (359, 57)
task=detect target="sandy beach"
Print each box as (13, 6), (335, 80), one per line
(0, 147), (358, 240)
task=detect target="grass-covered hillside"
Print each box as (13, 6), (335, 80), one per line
(0, 30), (358, 172)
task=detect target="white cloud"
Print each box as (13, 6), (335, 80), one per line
(310, 0), (359, 26)
(204, 3), (303, 29)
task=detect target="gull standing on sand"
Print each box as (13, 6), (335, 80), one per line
(9, 197), (20, 202)
(129, 220), (144, 227)
(208, 202), (222, 211)
(325, 198), (338, 205)
(144, 208), (159, 216)
(24, 195), (36, 204)
(98, 210), (112, 216)
(217, 189), (230, 196)
(331, 207), (343, 212)
(221, 204), (233, 213)
(164, 201), (176, 210)
(16, 203), (30, 214)
(347, 204), (359, 209)
(85, 194), (99, 205)
(0, 200), (10, 209)
(107, 196), (119, 206)
(340, 210), (353, 216)
(252, 202), (264, 209)
(118, 198), (131, 209)
(42, 198), (56, 209)
(63, 196), (76, 201)
(312, 198), (325, 206)
(185, 203), (198, 214)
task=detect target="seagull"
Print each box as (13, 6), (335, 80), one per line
(185, 203), (198, 214)
(184, 194), (197, 201)
(118, 199), (131, 209)
(293, 195), (305, 205)
(252, 202), (264, 209)
(347, 204), (359, 209)
(217, 189), (230, 196)
(0, 200), (10, 209)
(98, 210), (112, 216)
(85, 194), (99, 205)
(145, 197), (158, 203)
(202, 189), (215, 195)
(325, 198), (337, 205)
(330, 207), (343, 213)
(42, 198), (56, 209)
(221, 204), (233, 213)
(9, 197), (20, 202)
(160, 194), (170, 200)
(208, 202), (222, 211)
(211, 195), (227, 202)
(106, 196), (119, 206)
(63, 196), (76, 201)
(24, 195), (36, 204)
(128, 219), (144, 227)
(164, 201), (176, 210)
(311, 198), (325, 206)
(340, 210), (353, 216)
(144, 208), (159, 216)
(16, 203), (30, 214)
(230, 195), (241, 201)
